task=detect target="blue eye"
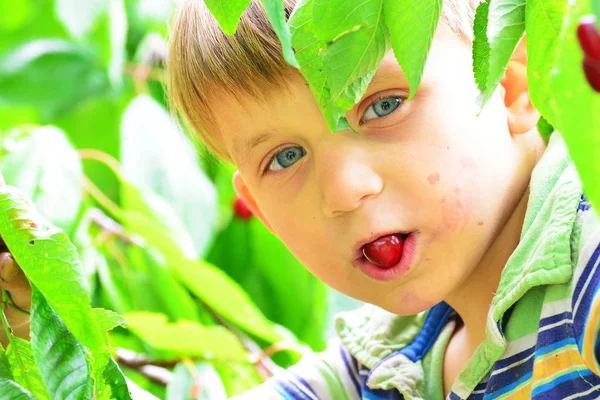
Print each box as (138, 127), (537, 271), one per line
(266, 146), (306, 173)
(362, 96), (403, 122)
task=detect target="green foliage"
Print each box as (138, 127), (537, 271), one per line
(5, 337), (48, 400)
(30, 287), (94, 399)
(120, 94), (218, 257)
(0, 378), (35, 400)
(550, 0), (600, 215)
(2, 0), (598, 397)
(526, 0), (566, 126)
(204, 0), (252, 36)
(0, 126), (83, 235)
(474, 0), (526, 109)
(262, 0), (299, 68)
(0, 39), (109, 117)
(124, 311), (248, 361)
(384, 0), (442, 100)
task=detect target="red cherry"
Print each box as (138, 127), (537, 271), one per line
(583, 56), (600, 92)
(362, 234), (404, 268)
(577, 15), (600, 63)
(233, 197), (253, 220)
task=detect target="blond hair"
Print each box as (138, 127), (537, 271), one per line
(168, 0), (480, 163)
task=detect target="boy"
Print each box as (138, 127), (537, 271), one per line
(167, 0), (600, 399)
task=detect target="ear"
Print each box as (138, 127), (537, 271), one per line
(232, 171), (275, 233)
(499, 36), (540, 135)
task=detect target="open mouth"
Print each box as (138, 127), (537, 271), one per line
(354, 232), (418, 282)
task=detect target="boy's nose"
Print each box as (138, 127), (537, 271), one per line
(319, 145), (383, 218)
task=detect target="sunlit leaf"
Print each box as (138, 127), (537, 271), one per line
(262, 0), (298, 68)
(204, 0), (251, 35)
(0, 39), (109, 116)
(127, 246), (199, 322)
(526, 0), (567, 126)
(383, 0), (442, 99)
(124, 312), (248, 362)
(55, 0), (108, 39)
(0, 185), (109, 387)
(30, 288), (93, 399)
(472, 0), (491, 93)
(313, 0), (387, 114)
(0, 346), (13, 379)
(550, 0), (600, 212)
(0, 126), (82, 235)
(288, 0), (344, 131)
(0, 378), (35, 400)
(172, 258), (283, 344)
(93, 308), (127, 332)
(103, 358), (132, 400)
(5, 338), (48, 400)
(476, 0), (526, 109)
(120, 95), (218, 258)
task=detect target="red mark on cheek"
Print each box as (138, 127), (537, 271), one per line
(478, 221), (484, 226)
(428, 172), (440, 185)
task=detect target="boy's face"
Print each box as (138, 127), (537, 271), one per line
(214, 25), (538, 315)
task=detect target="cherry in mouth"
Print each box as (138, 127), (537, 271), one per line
(362, 233), (405, 268)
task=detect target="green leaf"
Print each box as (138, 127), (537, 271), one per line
(314, 0), (388, 113)
(204, 0), (252, 35)
(171, 258), (283, 344)
(93, 308), (127, 332)
(0, 345), (13, 379)
(55, 0), (108, 39)
(472, 0), (491, 93)
(0, 39), (110, 116)
(288, 0), (344, 131)
(124, 311), (248, 362)
(30, 288), (94, 399)
(127, 246), (200, 322)
(525, 0), (567, 127)
(477, 0), (526, 109)
(103, 358), (132, 400)
(383, 0), (442, 100)
(5, 338), (48, 400)
(262, 0), (299, 68)
(536, 115), (554, 144)
(207, 217), (328, 350)
(593, 0), (600, 21)
(0, 126), (83, 235)
(550, 0), (600, 212)
(94, 249), (134, 314)
(0, 186), (109, 387)
(0, 378), (35, 400)
(120, 95), (218, 258)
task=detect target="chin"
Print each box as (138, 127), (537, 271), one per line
(380, 290), (438, 315)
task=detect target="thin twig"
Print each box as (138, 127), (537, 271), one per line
(116, 348), (174, 386)
(88, 208), (144, 247)
(203, 308), (284, 380)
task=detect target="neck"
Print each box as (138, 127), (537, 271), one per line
(445, 185), (530, 347)
(444, 129), (546, 350)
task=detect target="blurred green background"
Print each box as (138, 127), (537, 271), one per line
(0, 0), (362, 397)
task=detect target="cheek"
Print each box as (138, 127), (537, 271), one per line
(432, 156), (481, 236)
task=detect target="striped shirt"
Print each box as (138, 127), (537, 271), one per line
(233, 132), (600, 399)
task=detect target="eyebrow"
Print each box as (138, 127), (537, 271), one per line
(233, 131), (275, 167)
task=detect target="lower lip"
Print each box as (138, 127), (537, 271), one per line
(353, 232), (419, 282)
